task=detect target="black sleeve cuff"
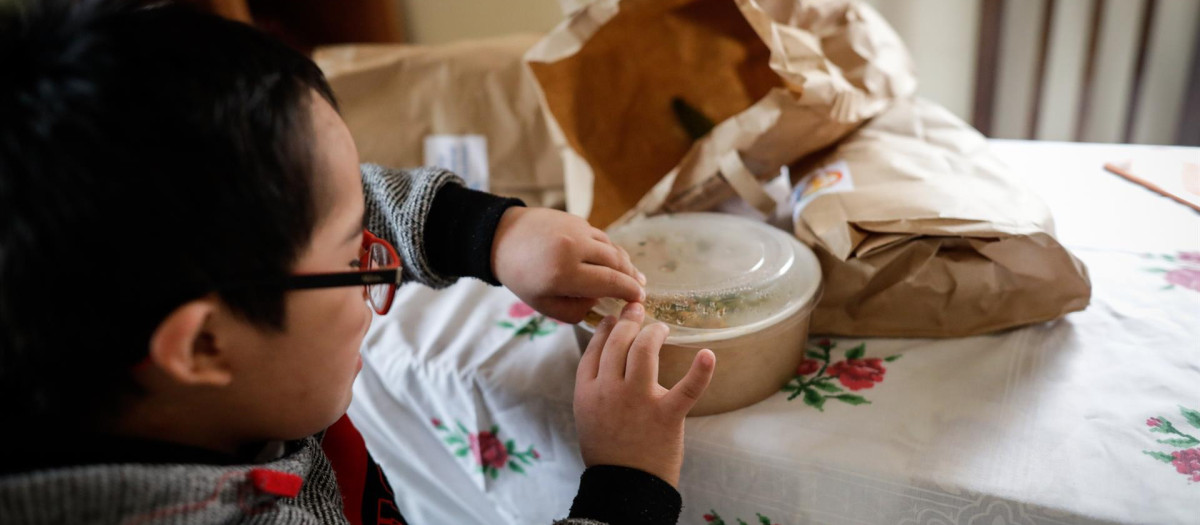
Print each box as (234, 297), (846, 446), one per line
(423, 183), (524, 285)
(568, 465), (682, 525)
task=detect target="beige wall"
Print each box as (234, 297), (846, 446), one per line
(863, 0), (982, 124)
(396, 0), (562, 45)
(398, 0), (1198, 145)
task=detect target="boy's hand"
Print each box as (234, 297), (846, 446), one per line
(492, 207), (646, 323)
(573, 302), (716, 487)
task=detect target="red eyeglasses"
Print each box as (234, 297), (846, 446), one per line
(281, 229), (401, 315)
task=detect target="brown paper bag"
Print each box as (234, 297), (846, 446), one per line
(790, 98), (1092, 337)
(526, 0), (917, 227)
(315, 35), (566, 208)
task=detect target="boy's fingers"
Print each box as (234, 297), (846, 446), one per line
(583, 241), (641, 285)
(568, 265), (645, 304)
(663, 349), (716, 417)
(589, 229), (611, 244)
(614, 244), (645, 285)
(578, 315), (616, 382)
(626, 323), (668, 387)
(598, 302), (644, 380)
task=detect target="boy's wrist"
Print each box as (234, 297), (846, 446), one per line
(568, 465), (682, 525)
(423, 183), (524, 284)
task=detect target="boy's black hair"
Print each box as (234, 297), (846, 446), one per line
(0, 1), (339, 436)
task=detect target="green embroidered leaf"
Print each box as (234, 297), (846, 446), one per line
(1144, 450), (1177, 463)
(757, 514), (772, 525)
(490, 424), (500, 435)
(812, 380), (843, 393)
(444, 436), (464, 445)
(845, 343), (866, 360)
(1162, 254), (1177, 261)
(498, 321), (514, 328)
(506, 440), (515, 453)
(737, 519), (749, 525)
(509, 461), (525, 474)
(884, 355), (902, 362)
(1162, 284), (1176, 290)
(516, 454), (532, 465)
(806, 350), (825, 360)
(781, 384), (799, 393)
(1150, 418), (1178, 434)
(489, 467), (499, 479)
(455, 448), (469, 457)
(830, 394), (871, 406)
(1157, 436), (1200, 448)
(1181, 406), (1200, 429)
(802, 388), (826, 412)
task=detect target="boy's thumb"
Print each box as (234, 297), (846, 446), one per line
(664, 349), (715, 417)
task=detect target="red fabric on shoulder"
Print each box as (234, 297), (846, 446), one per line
(322, 414), (407, 525)
(323, 414), (369, 525)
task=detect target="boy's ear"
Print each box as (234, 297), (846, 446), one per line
(147, 299), (233, 387)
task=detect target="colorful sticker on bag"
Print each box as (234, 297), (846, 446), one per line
(790, 159), (854, 219)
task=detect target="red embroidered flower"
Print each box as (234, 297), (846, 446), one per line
(816, 338), (832, 347)
(469, 431), (509, 469)
(508, 302), (536, 318)
(1146, 417), (1162, 428)
(531, 448), (541, 460)
(826, 357), (886, 391)
(431, 418), (443, 428)
(703, 515), (716, 522)
(1172, 448), (1200, 482)
(1166, 268), (1200, 291)
(796, 359), (821, 376)
(1179, 251), (1200, 264)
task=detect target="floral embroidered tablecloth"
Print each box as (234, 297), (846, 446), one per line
(349, 141), (1200, 524)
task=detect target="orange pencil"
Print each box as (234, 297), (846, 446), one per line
(1103, 162), (1200, 214)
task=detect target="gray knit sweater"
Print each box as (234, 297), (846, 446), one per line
(0, 437), (345, 524)
(0, 165), (680, 525)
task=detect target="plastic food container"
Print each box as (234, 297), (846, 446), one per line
(575, 213), (823, 416)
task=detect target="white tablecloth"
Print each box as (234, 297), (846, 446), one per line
(349, 140), (1200, 525)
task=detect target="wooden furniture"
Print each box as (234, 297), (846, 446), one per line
(184, 0), (405, 53)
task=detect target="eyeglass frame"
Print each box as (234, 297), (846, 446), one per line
(231, 228), (402, 315)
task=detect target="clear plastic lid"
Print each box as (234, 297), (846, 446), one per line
(592, 213), (822, 340)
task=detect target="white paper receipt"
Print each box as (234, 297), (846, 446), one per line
(423, 135), (489, 192)
(790, 159), (854, 219)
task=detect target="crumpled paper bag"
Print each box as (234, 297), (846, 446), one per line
(526, 0), (916, 227)
(790, 98), (1091, 337)
(316, 35), (565, 208)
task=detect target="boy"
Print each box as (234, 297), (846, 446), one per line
(0, 2), (715, 524)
